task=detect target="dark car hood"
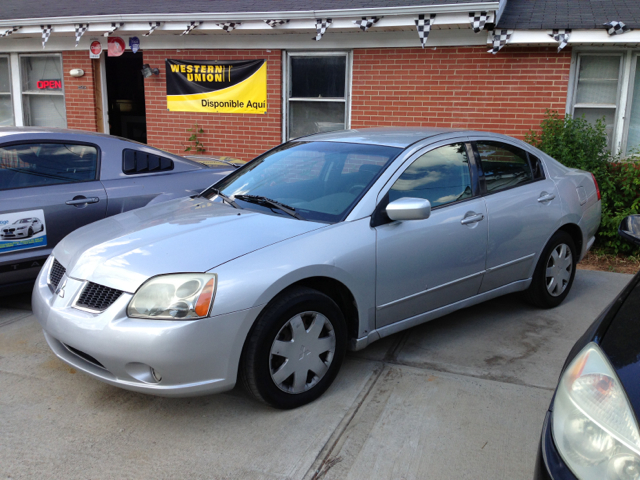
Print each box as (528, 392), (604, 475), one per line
(599, 273), (640, 419)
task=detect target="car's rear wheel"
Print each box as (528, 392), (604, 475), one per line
(240, 286), (347, 409)
(526, 231), (577, 308)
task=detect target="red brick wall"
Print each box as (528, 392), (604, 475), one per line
(142, 49), (282, 161)
(62, 51), (98, 132)
(351, 46), (571, 139)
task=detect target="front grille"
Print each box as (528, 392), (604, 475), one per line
(62, 343), (106, 369)
(49, 259), (66, 289)
(75, 282), (123, 312)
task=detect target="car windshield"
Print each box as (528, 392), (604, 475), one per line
(208, 141), (401, 223)
(13, 219), (30, 224)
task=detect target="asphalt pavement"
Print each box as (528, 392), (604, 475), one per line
(0, 269), (633, 480)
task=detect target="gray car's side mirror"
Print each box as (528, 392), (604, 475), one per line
(619, 214), (640, 246)
(386, 197), (431, 221)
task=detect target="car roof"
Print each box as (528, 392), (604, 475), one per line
(0, 126), (118, 140)
(296, 127), (473, 148)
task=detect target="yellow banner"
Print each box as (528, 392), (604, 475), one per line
(167, 63), (267, 114)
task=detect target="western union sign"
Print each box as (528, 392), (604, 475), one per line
(166, 59), (266, 114)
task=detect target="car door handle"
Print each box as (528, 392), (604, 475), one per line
(460, 213), (485, 225)
(538, 193), (556, 203)
(66, 197), (99, 206)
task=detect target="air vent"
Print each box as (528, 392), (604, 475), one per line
(123, 149), (174, 175)
(75, 282), (123, 312)
(48, 259), (66, 289)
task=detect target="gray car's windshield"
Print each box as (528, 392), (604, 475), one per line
(208, 141), (401, 223)
(14, 219), (31, 224)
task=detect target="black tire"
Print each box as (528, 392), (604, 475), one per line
(526, 231), (577, 309)
(27, 227), (33, 237)
(240, 286), (347, 409)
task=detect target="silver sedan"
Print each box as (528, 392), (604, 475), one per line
(33, 128), (601, 409)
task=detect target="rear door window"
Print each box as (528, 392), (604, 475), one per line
(0, 143), (98, 190)
(475, 141), (533, 193)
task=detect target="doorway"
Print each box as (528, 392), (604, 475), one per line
(105, 52), (147, 143)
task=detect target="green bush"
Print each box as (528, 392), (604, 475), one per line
(526, 110), (640, 255)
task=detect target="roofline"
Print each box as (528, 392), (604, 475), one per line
(0, 3), (499, 26)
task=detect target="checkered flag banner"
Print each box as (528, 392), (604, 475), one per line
(41, 25), (52, 49)
(74, 23), (89, 47)
(415, 14), (436, 48)
(180, 22), (201, 36)
(216, 22), (241, 32)
(487, 29), (513, 54)
(353, 17), (382, 32)
(103, 22), (124, 37)
(548, 29), (571, 52)
(604, 21), (630, 36)
(144, 22), (162, 37)
(0, 26), (21, 37)
(469, 12), (489, 33)
(264, 19), (289, 28)
(313, 18), (332, 41)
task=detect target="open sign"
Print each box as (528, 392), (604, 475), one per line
(37, 80), (62, 90)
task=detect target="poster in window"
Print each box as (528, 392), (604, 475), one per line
(165, 59), (266, 114)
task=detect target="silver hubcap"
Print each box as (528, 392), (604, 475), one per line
(545, 243), (573, 297)
(269, 311), (336, 394)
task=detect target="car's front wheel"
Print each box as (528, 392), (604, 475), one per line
(526, 230), (577, 308)
(241, 286), (347, 409)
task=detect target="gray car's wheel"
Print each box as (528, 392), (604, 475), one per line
(240, 286), (347, 409)
(27, 227), (33, 237)
(526, 231), (577, 308)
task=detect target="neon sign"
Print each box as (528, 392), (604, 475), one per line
(37, 80), (62, 90)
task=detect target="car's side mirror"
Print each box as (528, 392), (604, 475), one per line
(386, 197), (431, 221)
(619, 214), (640, 246)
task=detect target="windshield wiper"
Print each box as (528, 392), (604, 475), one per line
(209, 188), (241, 209)
(234, 195), (303, 220)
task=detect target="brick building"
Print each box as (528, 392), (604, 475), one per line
(0, 0), (639, 160)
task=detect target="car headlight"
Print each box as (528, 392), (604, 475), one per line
(17, 226), (27, 230)
(552, 343), (640, 480)
(127, 273), (217, 320)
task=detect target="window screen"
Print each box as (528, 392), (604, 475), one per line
(476, 142), (532, 193)
(0, 57), (12, 127)
(389, 143), (473, 208)
(0, 143), (98, 190)
(287, 54), (348, 140)
(20, 55), (66, 128)
(573, 55), (621, 149)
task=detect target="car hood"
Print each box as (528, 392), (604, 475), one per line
(598, 273), (640, 419)
(53, 196), (326, 293)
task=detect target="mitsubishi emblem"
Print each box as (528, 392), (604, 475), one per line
(55, 278), (67, 298)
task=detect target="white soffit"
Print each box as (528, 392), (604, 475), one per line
(509, 29), (640, 46)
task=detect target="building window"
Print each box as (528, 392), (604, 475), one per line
(0, 56), (13, 126)
(571, 52), (640, 155)
(285, 52), (350, 140)
(20, 54), (66, 128)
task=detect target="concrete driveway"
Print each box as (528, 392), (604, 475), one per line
(0, 270), (633, 480)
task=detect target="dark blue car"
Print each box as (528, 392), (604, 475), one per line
(535, 215), (640, 480)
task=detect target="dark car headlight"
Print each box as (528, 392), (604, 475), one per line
(552, 343), (640, 480)
(127, 273), (217, 320)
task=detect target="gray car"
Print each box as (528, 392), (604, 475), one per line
(0, 127), (233, 294)
(32, 128), (601, 409)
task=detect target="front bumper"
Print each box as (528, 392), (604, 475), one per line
(534, 411), (578, 480)
(1, 230), (29, 239)
(32, 257), (262, 397)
